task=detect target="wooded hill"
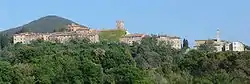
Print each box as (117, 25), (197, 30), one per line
(1, 15), (82, 35)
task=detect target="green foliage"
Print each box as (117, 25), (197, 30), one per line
(0, 33), (10, 49)
(197, 43), (217, 52)
(182, 38), (189, 49)
(244, 45), (250, 50)
(53, 27), (66, 32)
(0, 36), (249, 84)
(16, 27), (31, 33)
(0, 61), (13, 83)
(99, 29), (126, 42)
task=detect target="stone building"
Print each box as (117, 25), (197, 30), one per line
(120, 34), (147, 44)
(232, 42), (245, 51)
(227, 41), (245, 51)
(99, 20), (127, 32)
(156, 35), (182, 49)
(120, 34), (182, 49)
(194, 39), (230, 51)
(13, 33), (46, 44)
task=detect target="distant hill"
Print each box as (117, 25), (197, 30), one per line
(2, 15), (85, 35)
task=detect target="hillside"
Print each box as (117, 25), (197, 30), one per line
(2, 15), (84, 35)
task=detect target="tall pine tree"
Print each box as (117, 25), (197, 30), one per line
(182, 39), (189, 49)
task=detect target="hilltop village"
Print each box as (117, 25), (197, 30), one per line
(13, 20), (246, 51)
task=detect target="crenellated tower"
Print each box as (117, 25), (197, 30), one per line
(116, 20), (125, 30)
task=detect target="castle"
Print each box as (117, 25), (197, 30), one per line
(13, 20), (182, 49)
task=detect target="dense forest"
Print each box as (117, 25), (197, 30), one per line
(0, 35), (250, 84)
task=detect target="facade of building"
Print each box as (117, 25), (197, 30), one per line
(13, 23), (99, 44)
(232, 42), (245, 51)
(13, 33), (46, 44)
(156, 35), (182, 49)
(120, 34), (146, 44)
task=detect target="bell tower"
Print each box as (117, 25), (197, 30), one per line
(116, 20), (125, 30)
(216, 28), (220, 42)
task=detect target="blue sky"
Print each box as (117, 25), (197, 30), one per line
(1, 0), (250, 46)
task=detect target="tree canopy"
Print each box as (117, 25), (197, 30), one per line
(182, 38), (189, 49)
(0, 37), (250, 84)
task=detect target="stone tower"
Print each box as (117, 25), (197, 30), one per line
(216, 28), (220, 42)
(116, 20), (125, 30)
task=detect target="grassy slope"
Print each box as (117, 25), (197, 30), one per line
(99, 29), (126, 42)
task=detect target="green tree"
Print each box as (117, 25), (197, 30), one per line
(19, 27), (31, 33)
(244, 45), (250, 50)
(0, 36), (249, 84)
(105, 65), (148, 84)
(197, 43), (216, 52)
(0, 34), (10, 49)
(0, 61), (13, 83)
(182, 38), (189, 49)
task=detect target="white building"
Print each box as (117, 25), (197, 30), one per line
(232, 42), (245, 51)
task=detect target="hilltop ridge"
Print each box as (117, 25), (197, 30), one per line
(2, 15), (83, 35)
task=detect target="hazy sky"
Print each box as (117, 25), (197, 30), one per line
(1, 0), (250, 46)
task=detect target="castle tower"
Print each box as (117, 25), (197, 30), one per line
(216, 28), (220, 42)
(116, 20), (125, 30)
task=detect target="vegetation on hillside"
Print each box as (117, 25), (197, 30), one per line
(2, 15), (82, 35)
(0, 36), (250, 84)
(244, 45), (250, 50)
(0, 33), (12, 49)
(99, 29), (126, 42)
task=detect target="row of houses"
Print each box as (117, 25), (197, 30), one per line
(13, 21), (247, 51)
(13, 23), (99, 44)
